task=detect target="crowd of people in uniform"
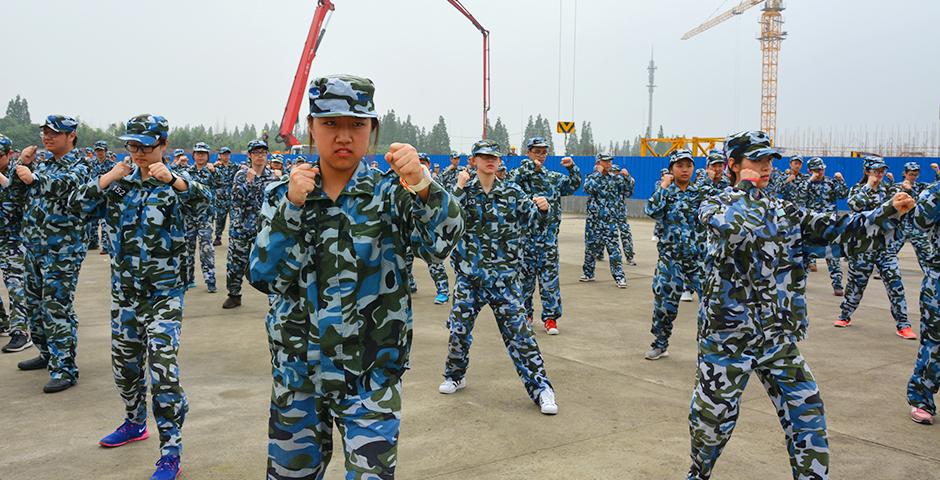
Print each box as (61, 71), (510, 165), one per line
(0, 73), (938, 480)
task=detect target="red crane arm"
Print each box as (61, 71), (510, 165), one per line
(278, 0), (335, 147)
(446, 0), (490, 139)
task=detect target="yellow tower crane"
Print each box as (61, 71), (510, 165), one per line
(682, 0), (787, 143)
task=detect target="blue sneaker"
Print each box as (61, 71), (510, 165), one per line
(434, 293), (449, 304)
(99, 420), (148, 447)
(152, 455), (181, 480)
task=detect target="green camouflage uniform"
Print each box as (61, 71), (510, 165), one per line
(182, 163), (217, 291)
(0, 149), (28, 334)
(227, 165), (278, 297)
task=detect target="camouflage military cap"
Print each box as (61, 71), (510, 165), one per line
(669, 149), (694, 167)
(596, 153), (613, 162)
(706, 149), (726, 166)
(863, 155), (887, 171)
(219, 146), (232, 154)
(724, 130), (780, 160)
(193, 142), (211, 153)
(308, 74), (377, 118)
(790, 154), (804, 164)
(295, 155), (306, 163)
(526, 136), (549, 150)
(471, 139), (501, 158)
(807, 157), (826, 171)
(451, 151), (460, 158)
(120, 113), (169, 146)
(247, 139), (268, 152)
(269, 154), (283, 165)
(660, 168), (669, 175)
(418, 153), (431, 163)
(93, 140), (108, 151)
(84, 147), (93, 153)
(497, 164), (507, 172)
(173, 148), (186, 157)
(41, 114), (79, 133)
(904, 161), (921, 172)
(0, 134), (12, 155)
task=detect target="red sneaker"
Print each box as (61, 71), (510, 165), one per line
(544, 319), (559, 335)
(833, 319), (851, 328)
(911, 407), (934, 425)
(897, 327), (917, 340)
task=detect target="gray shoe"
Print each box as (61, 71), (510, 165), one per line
(2, 331), (33, 353)
(645, 347), (669, 361)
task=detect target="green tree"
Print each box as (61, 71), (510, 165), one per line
(426, 116), (451, 154)
(579, 121), (597, 155)
(5, 95), (31, 124)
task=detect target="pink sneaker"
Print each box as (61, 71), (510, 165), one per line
(911, 407), (934, 425)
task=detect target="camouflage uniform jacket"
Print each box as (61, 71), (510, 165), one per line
(212, 162), (241, 201)
(583, 170), (628, 221)
(248, 161), (463, 396)
(913, 182), (940, 269)
(91, 158), (117, 179)
(801, 176), (848, 214)
(438, 165), (462, 193)
(12, 151), (89, 255)
(77, 167), (209, 293)
(848, 182), (900, 252)
(693, 168), (730, 194)
(897, 181), (929, 235)
(778, 172), (811, 202)
(699, 180), (899, 350)
(0, 160), (28, 242)
(610, 167), (635, 218)
(507, 159), (581, 238)
(230, 166), (279, 239)
(451, 177), (552, 286)
(644, 182), (705, 258)
(182, 164), (216, 222)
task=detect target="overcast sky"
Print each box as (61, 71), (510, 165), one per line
(2, 0), (938, 152)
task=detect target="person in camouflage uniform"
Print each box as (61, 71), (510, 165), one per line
(437, 152), (462, 192)
(907, 180), (940, 425)
(583, 158), (603, 257)
(11, 115), (89, 393)
(892, 162), (931, 272)
(78, 114), (207, 480)
(688, 130), (914, 480)
(222, 139), (279, 309)
(508, 136), (581, 334)
(694, 149), (730, 194)
(439, 138), (558, 415)
(801, 157), (849, 295)
(643, 149), (705, 360)
(247, 74), (463, 479)
(581, 154), (628, 287)
(835, 156), (917, 339)
(0, 134), (32, 353)
(212, 146), (240, 246)
(86, 140), (116, 254)
(182, 141), (217, 293)
(610, 163), (637, 266)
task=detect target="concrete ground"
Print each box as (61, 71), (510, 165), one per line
(2, 216), (939, 480)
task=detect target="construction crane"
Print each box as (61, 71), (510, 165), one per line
(682, 0), (787, 143)
(277, 0), (491, 148)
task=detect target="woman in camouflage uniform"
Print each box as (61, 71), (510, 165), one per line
(688, 131), (914, 480)
(248, 75), (463, 480)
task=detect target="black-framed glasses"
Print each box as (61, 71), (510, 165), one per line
(125, 142), (158, 153)
(39, 128), (64, 138)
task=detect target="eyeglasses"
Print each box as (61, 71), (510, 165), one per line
(39, 128), (64, 138)
(125, 142), (158, 153)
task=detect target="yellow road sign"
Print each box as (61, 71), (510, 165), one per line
(556, 121), (575, 134)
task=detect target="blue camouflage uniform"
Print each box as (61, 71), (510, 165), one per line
(907, 181), (940, 418)
(182, 144), (217, 292)
(508, 139), (581, 323)
(838, 156), (909, 331)
(86, 140), (116, 252)
(0, 135), (28, 336)
(14, 115), (89, 383)
(611, 164), (636, 264)
(248, 74), (464, 480)
(801, 157), (850, 290)
(212, 147), (241, 243)
(227, 144), (278, 299)
(688, 130), (903, 480)
(444, 139), (555, 403)
(581, 155), (627, 284)
(892, 162), (932, 271)
(644, 149), (705, 352)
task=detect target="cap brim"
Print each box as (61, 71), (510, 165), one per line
(749, 147), (782, 160)
(309, 112), (377, 119)
(473, 150), (502, 158)
(528, 143), (549, 149)
(193, 149), (210, 153)
(119, 134), (159, 146)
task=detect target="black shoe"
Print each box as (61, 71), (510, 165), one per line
(17, 355), (48, 371)
(213, 239), (222, 246)
(222, 295), (242, 309)
(88, 245), (99, 250)
(2, 331), (33, 353)
(43, 378), (75, 393)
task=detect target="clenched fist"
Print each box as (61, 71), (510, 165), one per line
(834, 172), (843, 181)
(561, 157), (574, 168)
(15, 164), (34, 185)
(18, 146), (37, 166)
(456, 170), (471, 189)
(533, 196), (549, 212)
(287, 163), (318, 207)
(148, 162), (174, 184)
(660, 173), (674, 189)
(892, 192), (915, 215)
(385, 143), (426, 188)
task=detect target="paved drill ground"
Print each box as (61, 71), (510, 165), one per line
(2, 216), (938, 480)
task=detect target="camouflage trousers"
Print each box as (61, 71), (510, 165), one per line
(214, 194), (231, 242)
(616, 214), (635, 262)
(892, 228), (932, 272)
(839, 250), (909, 329)
(226, 235), (254, 297)
(521, 240), (562, 322)
(25, 250), (83, 381)
(650, 252), (702, 350)
(808, 257), (844, 290)
(908, 267), (940, 415)
(111, 287), (188, 457)
(689, 341), (828, 480)
(267, 380), (401, 480)
(444, 275), (553, 402)
(184, 220), (216, 290)
(85, 217), (113, 253)
(582, 218), (625, 283)
(0, 239), (27, 333)
(404, 249), (417, 292)
(407, 249), (449, 296)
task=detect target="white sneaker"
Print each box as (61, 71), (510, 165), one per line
(579, 275), (595, 282)
(680, 291), (694, 302)
(616, 280), (628, 289)
(651, 235), (659, 242)
(438, 378), (466, 394)
(539, 388), (558, 415)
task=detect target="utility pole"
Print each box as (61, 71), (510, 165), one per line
(646, 47), (656, 139)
